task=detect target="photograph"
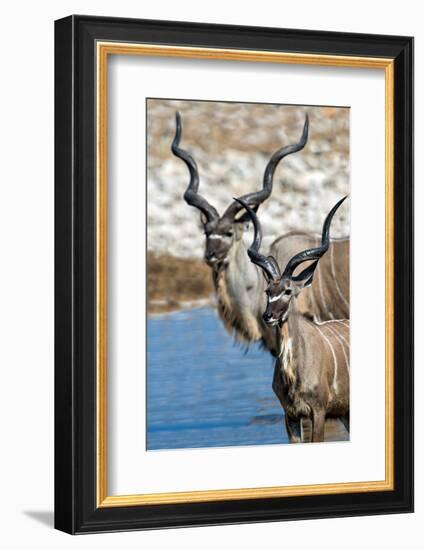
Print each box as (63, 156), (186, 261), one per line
(146, 99), (350, 450)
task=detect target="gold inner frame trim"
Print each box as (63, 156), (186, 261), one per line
(96, 41), (395, 508)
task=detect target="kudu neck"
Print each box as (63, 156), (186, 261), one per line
(278, 297), (303, 339)
(232, 236), (268, 287)
(211, 234), (266, 344)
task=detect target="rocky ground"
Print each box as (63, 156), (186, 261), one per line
(146, 99), (350, 312)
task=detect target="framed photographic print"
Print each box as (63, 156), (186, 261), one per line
(54, 15), (414, 534)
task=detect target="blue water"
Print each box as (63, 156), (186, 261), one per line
(147, 306), (289, 450)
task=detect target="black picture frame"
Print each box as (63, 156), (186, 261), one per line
(55, 14), (414, 534)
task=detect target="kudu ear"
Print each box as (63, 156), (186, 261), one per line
(234, 204), (259, 224)
(292, 260), (319, 290)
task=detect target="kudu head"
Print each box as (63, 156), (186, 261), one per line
(235, 195), (348, 326)
(171, 111), (309, 267)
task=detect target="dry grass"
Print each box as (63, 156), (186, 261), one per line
(147, 252), (213, 314)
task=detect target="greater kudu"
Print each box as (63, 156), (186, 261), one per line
(171, 111), (349, 354)
(236, 196), (349, 443)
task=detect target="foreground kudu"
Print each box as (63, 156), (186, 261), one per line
(236, 196), (350, 443)
(171, 111), (349, 354)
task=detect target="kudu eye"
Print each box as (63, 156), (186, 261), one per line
(285, 289), (292, 296)
(225, 231), (233, 237)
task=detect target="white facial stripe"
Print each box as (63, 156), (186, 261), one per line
(269, 292), (284, 303)
(208, 234), (224, 241)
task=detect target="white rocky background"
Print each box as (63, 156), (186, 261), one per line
(147, 99), (350, 259)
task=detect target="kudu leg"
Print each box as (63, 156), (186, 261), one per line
(311, 409), (326, 442)
(285, 415), (302, 443)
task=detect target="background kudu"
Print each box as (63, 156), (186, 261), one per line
(237, 196), (350, 443)
(171, 111), (350, 355)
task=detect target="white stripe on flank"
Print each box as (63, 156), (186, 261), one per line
(314, 319), (348, 325)
(325, 324), (350, 374)
(308, 281), (319, 322)
(318, 270), (334, 319)
(330, 245), (349, 311)
(333, 324), (349, 348)
(314, 324), (339, 392)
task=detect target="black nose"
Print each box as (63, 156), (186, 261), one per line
(205, 251), (215, 260)
(263, 312), (272, 322)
